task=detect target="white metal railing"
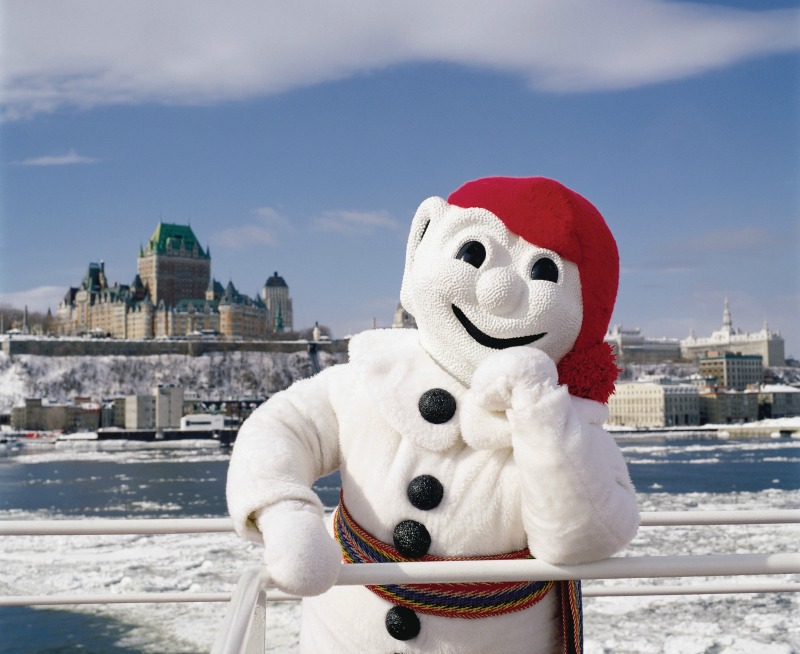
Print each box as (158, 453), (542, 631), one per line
(211, 556), (800, 654)
(1, 511), (799, 609)
(0, 517), (234, 536)
(1, 511), (799, 608)
(3, 511), (799, 653)
(3, 509), (799, 538)
(2, 511), (799, 610)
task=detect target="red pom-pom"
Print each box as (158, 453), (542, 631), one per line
(557, 343), (620, 404)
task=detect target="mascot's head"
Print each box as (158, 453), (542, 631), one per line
(400, 176), (619, 403)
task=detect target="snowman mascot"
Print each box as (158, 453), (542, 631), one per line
(227, 176), (639, 653)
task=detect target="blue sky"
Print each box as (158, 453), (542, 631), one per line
(1, 0), (798, 357)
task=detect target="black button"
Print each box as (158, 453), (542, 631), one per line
(393, 520), (431, 558)
(407, 475), (443, 511)
(386, 606), (420, 641)
(418, 388), (456, 424)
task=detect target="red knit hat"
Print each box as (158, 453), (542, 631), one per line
(448, 176), (620, 403)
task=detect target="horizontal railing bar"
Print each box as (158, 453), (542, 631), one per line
(333, 553), (800, 585)
(5, 582), (800, 607)
(581, 582), (800, 597)
(0, 518), (235, 535)
(1, 510), (799, 536)
(0, 592), (232, 606)
(639, 509), (800, 526)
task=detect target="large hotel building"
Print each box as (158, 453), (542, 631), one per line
(56, 223), (293, 340)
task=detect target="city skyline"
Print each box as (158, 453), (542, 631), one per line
(1, 1), (798, 356)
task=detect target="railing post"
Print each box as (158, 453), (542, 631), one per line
(242, 586), (268, 654)
(211, 567), (271, 654)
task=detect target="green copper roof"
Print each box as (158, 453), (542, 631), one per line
(142, 223), (209, 258)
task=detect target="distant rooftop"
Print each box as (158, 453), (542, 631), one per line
(142, 223), (208, 258)
(265, 271), (287, 288)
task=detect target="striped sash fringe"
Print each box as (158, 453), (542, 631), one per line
(333, 495), (583, 652)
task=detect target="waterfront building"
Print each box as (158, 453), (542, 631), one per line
(699, 389), (759, 424)
(10, 398), (98, 433)
(125, 386), (183, 430)
(757, 384), (800, 419)
(607, 381), (700, 428)
(698, 352), (764, 391)
(154, 386), (184, 430)
(55, 222), (293, 340)
(680, 299), (785, 366)
(11, 398), (74, 432)
(125, 395), (155, 430)
(261, 272), (293, 333)
(102, 398), (127, 429)
(605, 325), (682, 364)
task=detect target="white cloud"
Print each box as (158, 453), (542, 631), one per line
(0, 286), (66, 312)
(17, 149), (98, 166)
(211, 207), (290, 250)
(312, 210), (399, 235)
(2, 0), (797, 120)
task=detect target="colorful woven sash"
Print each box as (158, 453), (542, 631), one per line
(333, 495), (583, 653)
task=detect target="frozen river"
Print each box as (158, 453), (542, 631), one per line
(0, 436), (798, 653)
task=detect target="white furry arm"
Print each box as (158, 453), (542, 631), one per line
(466, 348), (639, 564)
(226, 364), (346, 543)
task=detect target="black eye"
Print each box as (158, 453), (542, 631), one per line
(456, 241), (486, 268)
(530, 257), (559, 282)
(419, 220), (429, 242)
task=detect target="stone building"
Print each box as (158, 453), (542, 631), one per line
(605, 325), (682, 364)
(219, 281), (269, 339)
(138, 223), (211, 308)
(681, 299), (785, 366)
(607, 382), (700, 428)
(56, 262), (154, 338)
(55, 222), (293, 340)
(154, 299), (219, 338)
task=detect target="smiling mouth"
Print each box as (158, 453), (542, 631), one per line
(452, 305), (546, 350)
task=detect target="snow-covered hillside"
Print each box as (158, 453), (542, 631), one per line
(2, 349), (796, 415)
(0, 349), (345, 413)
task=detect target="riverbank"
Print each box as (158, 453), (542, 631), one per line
(607, 417), (800, 441)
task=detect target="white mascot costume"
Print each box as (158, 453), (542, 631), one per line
(227, 177), (639, 653)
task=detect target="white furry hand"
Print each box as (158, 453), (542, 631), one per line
(470, 347), (558, 411)
(258, 509), (342, 596)
(461, 347), (559, 450)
